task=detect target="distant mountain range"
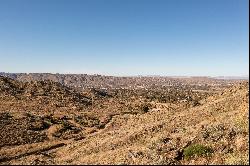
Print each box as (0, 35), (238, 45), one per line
(0, 72), (247, 90)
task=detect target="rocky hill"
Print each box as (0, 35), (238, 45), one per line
(0, 72), (240, 90)
(0, 76), (248, 165)
(0, 76), (92, 111)
(0, 76), (93, 150)
(50, 82), (248, 165)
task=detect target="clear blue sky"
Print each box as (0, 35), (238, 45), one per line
(0, 0), (249, 76)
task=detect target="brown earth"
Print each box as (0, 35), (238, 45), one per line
(0, 76), (248, 165)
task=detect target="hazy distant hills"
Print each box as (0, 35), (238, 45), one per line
(0, 72), (244, 90)
(213, 76), (249, 80)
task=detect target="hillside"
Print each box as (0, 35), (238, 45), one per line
(0, 76), (95, 149)
(0, 72), (240, 90)
(0, 76), (248, 165)
(52, 82), (249, 165)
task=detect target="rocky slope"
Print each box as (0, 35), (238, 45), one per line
(0, 72), (241, 90)
(0, 76), (93, 151)
(50, 82), (248, 165)
(0, 76), (248, 165)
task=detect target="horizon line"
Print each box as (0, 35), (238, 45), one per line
(0, 71), (249, 79)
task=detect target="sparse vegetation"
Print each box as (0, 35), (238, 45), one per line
(225, 153), (249, 165)
(75, 115), (100, 127)
(0, 75), (248, 165)
(183, 144), (213, 159)
(234, 116), (249, 134)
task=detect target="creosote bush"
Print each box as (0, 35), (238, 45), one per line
(183, 144), (213, 159)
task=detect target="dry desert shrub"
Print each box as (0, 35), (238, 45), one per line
(183, 144), (213, 159)
(225, 153), (249, 165)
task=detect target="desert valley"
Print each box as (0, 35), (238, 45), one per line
(0, 73), (248, 165)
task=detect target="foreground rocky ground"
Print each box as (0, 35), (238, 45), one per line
(0, 76), (248, 165)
